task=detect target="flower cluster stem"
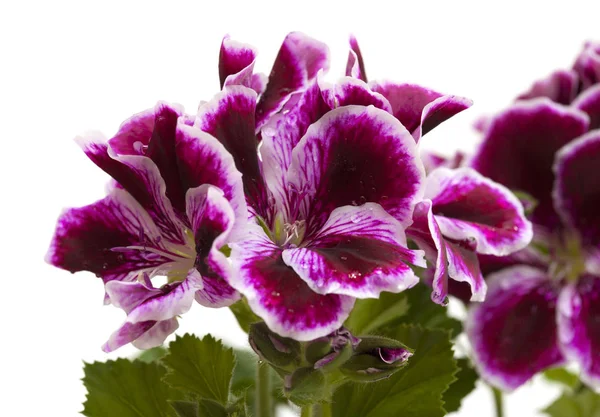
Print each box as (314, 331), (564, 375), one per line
(256, 361), (272, 417)
(492, 386), (504, 417)
(301, 404), (333, 417)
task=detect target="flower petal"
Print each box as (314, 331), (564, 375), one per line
(470, 99), (589, 228)
(345, 35), (367, 82)
(557, 276), (600, 389)
(194, 86), (269, 218)
(106, 102), (187, 213)
(175, 122), (246, 238)
(46, 188), (168, 283)
(256, 32), (330, 128)
(230, 224), (354, 341)
(573, 84), (600, 130)
(282, 203), (423, 298)
(319, 76), (392, 113)
(516, 70), (579, 105)
(76, 128), (186, 244)
(219, 35), (257, 88)
(426, 167), (533, 256)
(102, 320), (158, 352)
(117, 271), (203, 324)
(553, 130), (600, 248)
(466, 266), (564, 390)
(369, 82), (472, 141)
(445, 241), (486, 302)
(131, 318), (179, 350)
(289, 105), (424, 235)
(186, 185), (240, 307)
(260, 81), (329, 220)
(573, 41), (600, 91)
(407, 200), (449, 304)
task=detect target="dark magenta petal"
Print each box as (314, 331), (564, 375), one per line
(421, 150), (466, 174)
(218, 35), (257, 88)
(470, 99), (589, 228)
(175, 122), (246, 239)
(445, 241), (486, 302)
(467, 266), (564, 390)
(370, 82), (472, 141)
(516, 70), (579, 105)
(260, 81), (329, 220)
(185, 185), (240, 307)
(283, 204), (423, 298)
(426, 168), (533, 256)
(557, 276), (600, 389)
(46, 188), (169, 283)
(554, 130), (600, 248)
(573, 84), (600, 130)
(194, 86), (269, 218)
(573, 41), (600, 91)
(108, 102), (186, 213)
(345, 35), (367, 82)
(320, 76), (392, 113)
(230, 224), (355, 341)
(256, 32), (330, 128)
(449, 247), (551, 303)
(407, 200), (448, 304)
(288, 105), (424, 235)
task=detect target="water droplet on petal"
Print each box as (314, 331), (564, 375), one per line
(348, 270), (362, 280)
(350, 214), (360, 223)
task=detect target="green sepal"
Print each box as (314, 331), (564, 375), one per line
(286, 367), (330, 407)
(229, 298), (262, 333)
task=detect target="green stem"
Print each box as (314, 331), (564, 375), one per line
(492, 386), (504, 417)
(256, 361), (272, 417)
(301, 404), (333, 417)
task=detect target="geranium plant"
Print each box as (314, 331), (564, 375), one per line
(47, 32), (600, 416)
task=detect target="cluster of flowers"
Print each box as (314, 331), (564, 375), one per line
(46, 33), (531, 356)
(457, 42), (600, 391)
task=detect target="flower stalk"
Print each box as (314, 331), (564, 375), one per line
(256, 360), (272, 417)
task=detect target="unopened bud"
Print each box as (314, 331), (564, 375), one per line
(305, 327), (360, 372)
(340, 335), (413, 382)
(249, 322), (301, 369)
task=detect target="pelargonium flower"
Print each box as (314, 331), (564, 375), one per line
(407, 167), (533, 304)
(208, 33), (490, 341)
(466, 89), (600, 389)
(46, 102), (247, 351)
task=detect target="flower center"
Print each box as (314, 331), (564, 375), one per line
(114, 229), (197, 286)
(271, 212), (306, 248)
(549, 230), (586, 283)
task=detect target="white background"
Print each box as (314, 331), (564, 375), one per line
(1, 0), (598, 415)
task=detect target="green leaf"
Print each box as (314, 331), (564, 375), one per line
(171, 401), (200, 417)
(162, 334), (235, 405)
(543, 388), (600, 417)
(345, 284), (462, 337)
(345, 291), (410, 334)
(135, 345), (168, 363)
(442, 358), (478, 413)
(82, 358), (183, 417)
(332, 325), (457, 417)
(543, 368), (580, 391)
(229, 298), (262, 333)
(170, 400), (228, 417)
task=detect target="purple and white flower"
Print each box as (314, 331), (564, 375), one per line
(466, 65), (600, 389)
(47, 102), (246, 351)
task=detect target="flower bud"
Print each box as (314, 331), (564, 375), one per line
(284, 367), (328, 406)
(340, 335), (413, 382)
(248, 322), (301, 369)
(304, 327), (360, 372)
